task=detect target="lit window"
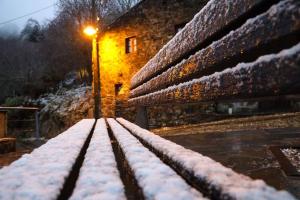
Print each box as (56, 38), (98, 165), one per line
(125, 37), (137, 53)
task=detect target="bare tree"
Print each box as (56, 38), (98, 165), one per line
(0, 0), (142, 104)
(115, 0), (140, 13)
(57, 0), (141, 26)
(20, 19), (44, 42)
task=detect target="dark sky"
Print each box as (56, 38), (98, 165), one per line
(0, 0), (57, 32)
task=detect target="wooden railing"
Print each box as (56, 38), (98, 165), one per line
(0, 107), (40, 139)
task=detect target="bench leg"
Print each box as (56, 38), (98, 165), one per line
(135, 106), (149, 129)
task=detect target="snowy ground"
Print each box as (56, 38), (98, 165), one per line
(282, 148), (300, 173)
(30, 85), (93, 138)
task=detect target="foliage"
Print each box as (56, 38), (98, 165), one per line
(115, 0), (140, 13)
(3, 96), (26, 107)
(0, 36), (47, 103)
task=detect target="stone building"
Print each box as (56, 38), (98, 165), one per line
(97, 0), (208, 117)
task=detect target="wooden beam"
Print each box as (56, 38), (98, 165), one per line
(0, 107), (39, 111)
(130, 0), (300, 98)
(131, 0), (279, 89)
(129, 43), (300, 106)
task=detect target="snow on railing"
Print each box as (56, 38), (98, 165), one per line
(107, 118), (207, 200)
(117, 118), (296, 200)
(70, 119), (126, 200)
(129, 42), (300, 106)
(131, 0), (273, 89)
(130, 0), (300, 98)
(0, 119), (95, 200)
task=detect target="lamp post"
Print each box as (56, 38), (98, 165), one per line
(84, 26), (101, 119)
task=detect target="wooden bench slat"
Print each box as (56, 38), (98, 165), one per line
(117, 118), (296, 200)
(0, 119), (95, 200)
(130, 0), (300, 98)
(107, 118), (207, 200)
(129, 43), (300, 106)
(131, 0), (278, 89)
(70, 119), (126, 200)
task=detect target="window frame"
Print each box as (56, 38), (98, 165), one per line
(125, 36), (137, 54)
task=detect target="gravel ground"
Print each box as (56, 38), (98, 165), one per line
(152, 112), (300, 136)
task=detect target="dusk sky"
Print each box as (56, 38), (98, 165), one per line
(0, 0), (58, 32)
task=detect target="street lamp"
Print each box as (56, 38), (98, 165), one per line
(84, 25), (101, 119)
(83, 26), (98, 36)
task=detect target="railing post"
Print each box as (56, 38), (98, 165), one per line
(35, 111), (40, 139)
(135, 106), (149, 129)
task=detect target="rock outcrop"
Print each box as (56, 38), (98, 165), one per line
(32, 85), (93, 138)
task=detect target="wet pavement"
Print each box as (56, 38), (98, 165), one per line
(164, 127), (300, 198)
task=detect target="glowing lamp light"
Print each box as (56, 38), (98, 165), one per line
(84, 26), (98, 36)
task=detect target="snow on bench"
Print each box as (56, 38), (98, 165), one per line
(129, 43), (300, 106)
(130, 0), (300, 98)
(107, 118), (207, 200)
(70, 119), (126, 200)
(131, 0), (277, 89)
(117, 118), (296, 200)
(0, 119), (95, 200)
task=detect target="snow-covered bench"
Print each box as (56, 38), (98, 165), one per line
(116, 118), (296, 200)
(125, 0), (299, 198)
(129, 0), (300, 128)
(0, 118), (296, 199)
(0, 0), (299, 199)
(107, 118), (206, 200)
(0, 119), (95, 200)
(69, 119), (125, 200)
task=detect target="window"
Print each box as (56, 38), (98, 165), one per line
(125, 36), (137, 53)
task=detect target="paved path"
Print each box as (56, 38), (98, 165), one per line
(164, 127), (300, 198)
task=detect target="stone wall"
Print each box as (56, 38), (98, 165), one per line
(147, 103), (217, 129)
(115, 99), (300, 129)
(98, 0), (209, 117)
(115, 99), (218, 129)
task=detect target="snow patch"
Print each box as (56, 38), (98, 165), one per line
(281, 148), (300, 173)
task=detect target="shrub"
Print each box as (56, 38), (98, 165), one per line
(3, 96), (25, 107)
